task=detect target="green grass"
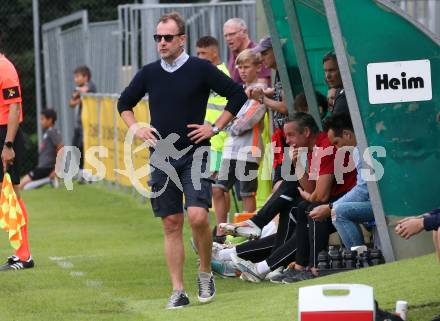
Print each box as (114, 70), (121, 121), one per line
(0, 183), (438, 321)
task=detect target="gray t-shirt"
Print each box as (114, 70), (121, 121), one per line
(74, 81), (97, 130)
(38, 127), (62, 168)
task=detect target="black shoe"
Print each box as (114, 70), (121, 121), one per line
(213, 235), (226, 244)
(166, 290), (190, 309)
(197, 272), (216, 303)
(212, 226), (226, 244)
(282, 270), (316, 284)
(0, 256), (35, 271)
(270, 268), (302, 284)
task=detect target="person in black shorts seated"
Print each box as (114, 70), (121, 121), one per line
(19, 109), (62, 190)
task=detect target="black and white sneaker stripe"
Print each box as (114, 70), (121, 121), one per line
(0, 256), (35, 271)
(197, 272), (216, 303)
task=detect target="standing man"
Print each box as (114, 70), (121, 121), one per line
(117, 13), (247, 309)
(223, 18), (271, 85)
(0, 36), (34, 271)
(322, 52), (348, 115)
(196, 36), (232, 243)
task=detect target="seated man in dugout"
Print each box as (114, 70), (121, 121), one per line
(218, 113), (357, 282)
(325, 113), (374, 250)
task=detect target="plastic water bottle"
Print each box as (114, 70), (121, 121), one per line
(395, 300), (408, 320)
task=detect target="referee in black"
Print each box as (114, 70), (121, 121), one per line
(117, 12), (247, 309)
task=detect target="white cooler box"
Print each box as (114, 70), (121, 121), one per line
(298, 284), (375, 321)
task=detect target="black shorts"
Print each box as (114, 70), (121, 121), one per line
(148, 150), (212, 218)
(28, 167), (53, 180)
(0, 126), (24, 185)
(213, 159), (259, 197)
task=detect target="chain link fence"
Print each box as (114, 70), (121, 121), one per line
(0, 0), (132, 176)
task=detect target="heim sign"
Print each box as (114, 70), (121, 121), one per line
(367, 59), (432, 104)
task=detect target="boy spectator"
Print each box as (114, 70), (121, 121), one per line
(19, 109), (63, 190)
(69, 65), (96, 180)
(293, 91), (329, 120)
(223, 19), (271, 85)
(327, 87), (337, 112)
(196, 36), (231, 241)
(212, 49), (266, 224)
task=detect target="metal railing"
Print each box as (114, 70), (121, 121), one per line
(391, 0), (440, 35)
(42, 2), (257, 147)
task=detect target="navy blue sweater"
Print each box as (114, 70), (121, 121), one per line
(118, 57), (247, 149)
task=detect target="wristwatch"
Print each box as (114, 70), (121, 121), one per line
(211, 124), (220, 135)
(328, 202), (333, 210)
(4, 141), (13, 149)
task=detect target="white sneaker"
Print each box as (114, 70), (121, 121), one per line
(265, 266), (284, 281)
(197, 272), (216, 303)
(230, 253), (264, 283)
(219, 220), (262, 239)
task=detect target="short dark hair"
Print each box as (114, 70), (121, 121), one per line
(293, 92), (308, 113)
(288, 112), (319, 135)
(293, 91), (329, 120)
(41, 108), (57, 123)
(322, 51), (337, 64)
(196, 36), (219, 48)
(74, 65), (91, 80)
(324, 113), (353, 137)
(158, 12), (185, 35)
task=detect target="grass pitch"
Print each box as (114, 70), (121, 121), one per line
(0, 183), (438, 321)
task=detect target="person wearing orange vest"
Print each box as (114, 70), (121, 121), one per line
(0, 36), (34, 271)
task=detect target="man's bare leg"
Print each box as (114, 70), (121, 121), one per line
(242, 195), (256, 213)
(212, 187), (228, 236)
(188, 206), (212, 272)
(162, 213), (185, 290)
(434, 230), (440, 262)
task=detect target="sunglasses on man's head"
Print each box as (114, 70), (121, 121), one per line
(153, 34), (184, 43)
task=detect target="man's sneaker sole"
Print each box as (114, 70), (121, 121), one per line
(197, 293), (215, 303)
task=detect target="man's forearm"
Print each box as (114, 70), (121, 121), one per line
(120, 110), (137, 129)
(5, 103), (20, 142)
(264, 97), (287, 114)
(214, 110), (234, 130)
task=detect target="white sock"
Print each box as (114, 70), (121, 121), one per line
(256, 261), (270, 276)
(219, 247), (236, 261)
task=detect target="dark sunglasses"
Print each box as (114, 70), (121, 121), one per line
(153, 33), (184, 43)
